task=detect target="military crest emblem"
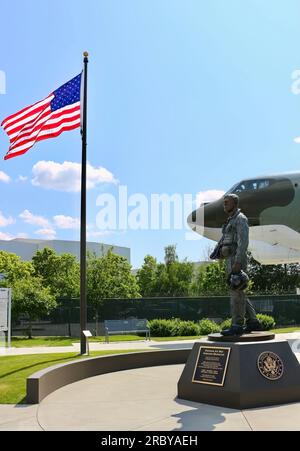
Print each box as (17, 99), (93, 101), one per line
(257, 352), (284, 380)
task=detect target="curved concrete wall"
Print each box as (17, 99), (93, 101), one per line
(26, 349), (190, 404)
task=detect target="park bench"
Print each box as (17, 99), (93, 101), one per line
(104, 319), (151, 344)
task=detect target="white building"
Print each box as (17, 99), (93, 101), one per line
(0, 238), (130, 262)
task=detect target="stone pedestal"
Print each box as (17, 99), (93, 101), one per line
(177, 336), (300, 410)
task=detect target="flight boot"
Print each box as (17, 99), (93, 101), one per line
(221, 324), (245, 337)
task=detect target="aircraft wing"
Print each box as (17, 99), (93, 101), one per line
(249, 225), (300, 264)
(249, 225), (300, 251)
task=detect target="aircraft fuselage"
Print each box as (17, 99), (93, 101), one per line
(188, 172), (300, 264)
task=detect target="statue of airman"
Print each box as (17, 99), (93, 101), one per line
(210, 193), (262, 336)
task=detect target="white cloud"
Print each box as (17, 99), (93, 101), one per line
(0, 231), (13, 240)
(35, 228), (56, 240)
(19, 210), (50, 228)
(0, 231), (28, 241)
(0, 171), (11, 183)
(0, 212), (15, 227)
(87, 230), (113, 240)
(87, 223), (114, 240)
(196, 189), (225, 207)
(31, 161), (118, 192)
(294, 137), (300, 144)
(53, 215), (80, 230)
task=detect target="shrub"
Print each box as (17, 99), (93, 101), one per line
(219, 315), (275, 331)
(148, 318), (200, 337)
(148, 319), (174, 337)
(169, 318), (182, 336)
(219, 318), (232, 331)
(257, 314), (276, 331)
(173, 320), (200, 336)
(148, 315), (275, 337)
(198, 318), (220, 335)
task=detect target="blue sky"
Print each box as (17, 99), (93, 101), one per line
(1, 0), (300, 268)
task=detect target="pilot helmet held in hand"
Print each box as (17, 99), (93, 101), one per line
(227, 270), (249, 291)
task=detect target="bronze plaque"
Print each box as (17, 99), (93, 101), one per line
(192, 346), (231, 387)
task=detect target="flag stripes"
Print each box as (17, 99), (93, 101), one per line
(1, 74), (81, 160)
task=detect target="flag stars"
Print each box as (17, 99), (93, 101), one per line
(2, 73), (81, 160)
(51, 74), (81, 112)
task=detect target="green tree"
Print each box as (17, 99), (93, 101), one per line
(0, 251), (33, 287)
(155, 260), (194, 297)
(12, 276), (57, 338)
(137, 246), (194, 297)
(32, 247), (57, 281)
(193, 261), (227, 296)
(87, 249), (141, 308)
(53, 253), (80, 299)
(153, 263), (169, 296)
(167, 260), (195, 296)
(160, 246), (194, 297)
(248, 254), (300, 294)
(136, 255), (158, 297)
(164, 245), (178, 266)
(32, 247), (80, 299)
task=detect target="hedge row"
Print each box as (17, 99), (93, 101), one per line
(148, 314), (276, 337)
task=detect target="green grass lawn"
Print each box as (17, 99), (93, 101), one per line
(11, 335), (201, 347)
(270, 326), (300, 334)
(0, 349), (149, 405)
(11, 335), (146, 348)
(11, 336), (75, 347)
(9, 326), (300, 348)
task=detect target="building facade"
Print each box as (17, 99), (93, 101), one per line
(0, 238), (130, 262)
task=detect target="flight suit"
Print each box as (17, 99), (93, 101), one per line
(221, 209), (258, 326)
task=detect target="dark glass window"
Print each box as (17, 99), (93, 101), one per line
(232, 179), (271, 193)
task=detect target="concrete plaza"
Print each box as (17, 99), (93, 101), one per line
(0, 333), (300, 431)
(1, 363), (300, 431)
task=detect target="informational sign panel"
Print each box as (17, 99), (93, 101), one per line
(192, 346), (231, 387)
(83, 330), (92, 337)
(0, 288), (11, 347)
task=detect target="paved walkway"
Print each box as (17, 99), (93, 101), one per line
(37, 364), (300, 431)
(1, 333), (300, 431)
(0, 405), (42, 431)
(0, 339), (196, 356)
(1, 331), (300, 355)
(1, 364), (300, 431)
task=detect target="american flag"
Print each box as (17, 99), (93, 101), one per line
(1, 74), (82, 160)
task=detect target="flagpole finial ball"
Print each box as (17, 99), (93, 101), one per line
(83, 51), (89, 58)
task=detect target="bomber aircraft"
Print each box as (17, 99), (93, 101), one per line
(187, 172), (300, 265)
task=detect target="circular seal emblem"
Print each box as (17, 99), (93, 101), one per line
(257, 352), (284, 380)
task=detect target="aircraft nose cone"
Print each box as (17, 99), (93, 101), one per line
(187, 206), (204, 232)
(187, 210), (196, 231)
(187, 198), (226, 234)
(203, 203), (217, 228)
(187, 204), (218, 229)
